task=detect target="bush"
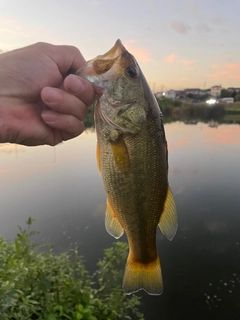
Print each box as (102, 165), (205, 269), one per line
(0, 218), (144, 320)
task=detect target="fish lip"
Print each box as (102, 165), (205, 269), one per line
(97, 39), (125, 60)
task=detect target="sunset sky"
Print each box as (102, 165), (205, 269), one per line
(1, 0), (240, 91)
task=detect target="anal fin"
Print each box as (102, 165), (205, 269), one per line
(158, 186), (178, 241)
(105, 199), (124, 239)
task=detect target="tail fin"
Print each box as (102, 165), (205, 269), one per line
(122, 253), (163, 295)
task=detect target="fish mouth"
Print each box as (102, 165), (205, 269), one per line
(77, 40), (145, 134)
(76, 39), (137, 88)
(93, 39), (126, 65)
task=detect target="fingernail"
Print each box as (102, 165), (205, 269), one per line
(66, 74), (84, 94)
(41, 111), (58, 123)
(42, 88), (61, 103)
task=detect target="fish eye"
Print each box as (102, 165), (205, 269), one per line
(126, 66), (137, 78)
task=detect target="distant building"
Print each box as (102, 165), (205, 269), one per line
(227, 87), (240, 93)
(166, 90), (176, 99)
(175, 90), (185, 99)
(155, 91), (165, 98)
(199, 89), (211, 96)
(217, 97), (234, 104)
(184, 88), (201, 96)
(211, 85), (221, 97)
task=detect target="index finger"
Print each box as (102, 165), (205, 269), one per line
(42, 43), (87, 73)
(63, 74), (96, 107)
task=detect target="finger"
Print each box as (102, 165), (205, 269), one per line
(63, 74), (96, 107)
(43, 43), (87, 73)
(41, 110), (85, 140)
(41, 87), (88, 120)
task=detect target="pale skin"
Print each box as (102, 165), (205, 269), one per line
(0, 42), (96, 146)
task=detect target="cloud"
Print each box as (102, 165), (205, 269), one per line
(0, 49), (4, 54)
(170, 20), (191, 35)
(195, 22), (212, 33)
(0, 16), (61, 49)
(89, 0), (101, 5)
(208, 63), (240, 81)
(166, 54), (177, 63)
(165, 54), (195, 67)
(124, 40), (151, 62)
(179, 59), (195, 66)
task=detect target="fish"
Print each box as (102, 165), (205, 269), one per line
(76, 40), (177, 295)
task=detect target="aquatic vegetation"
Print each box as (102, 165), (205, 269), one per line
(0, 218), (144, 320)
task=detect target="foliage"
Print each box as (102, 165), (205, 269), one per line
(157, 96), (182, 109)
(235, 93), (240, 102)
(198, 93), (211, 102)
(94, 244), (144, 320)
(0, 218), (143, 320)
(220, 89), (233, 98)
(156, 99), (226, 123)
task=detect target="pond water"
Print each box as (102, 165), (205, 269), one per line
(0, 121), (240, 320)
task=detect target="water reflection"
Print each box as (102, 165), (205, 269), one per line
(0, 122), (240, 319)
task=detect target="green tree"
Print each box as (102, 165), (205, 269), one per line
(220, 89), (232, 98)
(235, 93), (240, 101)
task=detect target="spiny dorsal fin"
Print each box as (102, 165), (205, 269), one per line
(105, 199), (124, 239)
(158, 186), (178, 241)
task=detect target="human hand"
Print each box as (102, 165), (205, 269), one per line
(0, 42), (95, 146)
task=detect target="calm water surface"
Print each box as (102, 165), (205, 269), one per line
(0, 121), (240, 320)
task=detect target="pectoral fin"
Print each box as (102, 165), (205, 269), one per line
(105, 199), (124, 239)
(158, 186), (178, 241)
(110, 133), (130, 173)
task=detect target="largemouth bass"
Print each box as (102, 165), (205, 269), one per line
(76, 40), (177, 295)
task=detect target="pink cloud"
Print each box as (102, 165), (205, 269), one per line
(170, 20), (191, 35)
(165, 54), (195, 67)
(195, 22), (212, 33)
(166, 54), (177, 63)
(208, 63), (240, 81)
(124, 40), (151, 62)
(179, 59), (195, 66)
